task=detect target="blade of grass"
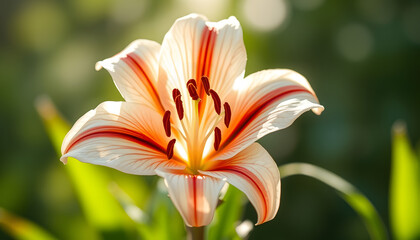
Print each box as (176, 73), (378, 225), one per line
(147, 179), (185, 240)
(390, 122), (420, 239)
(109, 182), (157, 239)
(208, 185), (246, 240)
(279, 162), (387, 240)
(0, 208), (56, 240)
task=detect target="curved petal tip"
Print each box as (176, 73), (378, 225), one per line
(312, 104), (325, 115)
(60, 155), (68, 165)
(95, 61), (103, 71)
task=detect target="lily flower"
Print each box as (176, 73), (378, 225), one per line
(61, 14), (323, 227)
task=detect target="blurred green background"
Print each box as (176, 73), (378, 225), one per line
(1, 0), (419, 239)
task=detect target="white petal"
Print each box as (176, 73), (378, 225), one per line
(213, 69), (324, 160)
(158, 14), (246, 128)
(202, 143), (280, 225)
(96, 40), (165, 113)
(157, 170), (226, 227)
(61, 101), (185, 175)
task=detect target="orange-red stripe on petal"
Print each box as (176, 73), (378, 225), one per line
(201, 143), (279, 225)
(222, 166), (269, 222)
(190, 175), (199, 225)
(219, 86), (313, 151)
(156, 171), (226, 227)
(64, 126), (166, 155)
(122, 53), (164, 112)
(197, 27), (217, 117)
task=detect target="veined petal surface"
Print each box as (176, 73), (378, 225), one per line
(158, 13), (246, 127)
(61, 101), (184, 175)
(212, 69), (324, 160)
(202, 143), (280, 225)
(157, 170), (226, 227)
(61, 13), (324, 228)
(96, 40), (165, 113)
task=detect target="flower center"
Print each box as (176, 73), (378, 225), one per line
(161, 76), (231, 174)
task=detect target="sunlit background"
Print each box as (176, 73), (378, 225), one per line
(1, 0), (420, 239)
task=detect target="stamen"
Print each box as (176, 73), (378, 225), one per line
(166, 139), (176, 159)
(223, 102), (231, 128)
(201, 76), (210, 96)
(214, 127), (221, 151)
(187, 79), (197, 88)
(171, 88), (184, 120)
(187, 79), (199, 100)
(163, 110), (171, 137)
(172, 88), (181, 101)
(175, 97), (184, 120)
(209, 89), (221, 115)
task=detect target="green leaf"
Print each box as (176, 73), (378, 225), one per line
(390, 122), (420, 240)
(208, 185), (247, 240)
(109, 182), (155, 239)
(279, 162), (387, 240)
(35, 96), (131, 238)
(146, 179), (185, 240)
(0, 208), (57, 240)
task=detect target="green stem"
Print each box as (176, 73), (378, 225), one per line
(186, 226), (205, 240)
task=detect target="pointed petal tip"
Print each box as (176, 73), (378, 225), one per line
(95, 61), (103, 71)
(60, 155), (68, 165)
(254, 213), (276, 226)
(312, 105), (325, 115)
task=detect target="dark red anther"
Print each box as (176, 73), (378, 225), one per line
(187, 79), (197, 88)
(163, 110), (171, 137)
(175, 97), (184, 120)
(172, 88), (181, 101)
(214, 127), (221, 151)
(223, 102), (231, 128)
(187, 79), (199, 100)
(172, 88), (184, 120)
(209, 89), (221, 115)
(166, 139), (176, 159)
(201, 76), (210, 96)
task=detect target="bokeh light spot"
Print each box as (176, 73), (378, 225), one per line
(402, 3), (420, 44)
(241, 0), (289, 32)
(176, 0), (229, 20)
(45, 38), (97, 94)
(357, 0), (395, 24)
(335, 23), (374, 62)
(11, 2), (69, 52)
(110, 0), (149, 24)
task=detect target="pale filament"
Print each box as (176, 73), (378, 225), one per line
(163, 77), (230, 172)
(200, 111), (225, 149)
